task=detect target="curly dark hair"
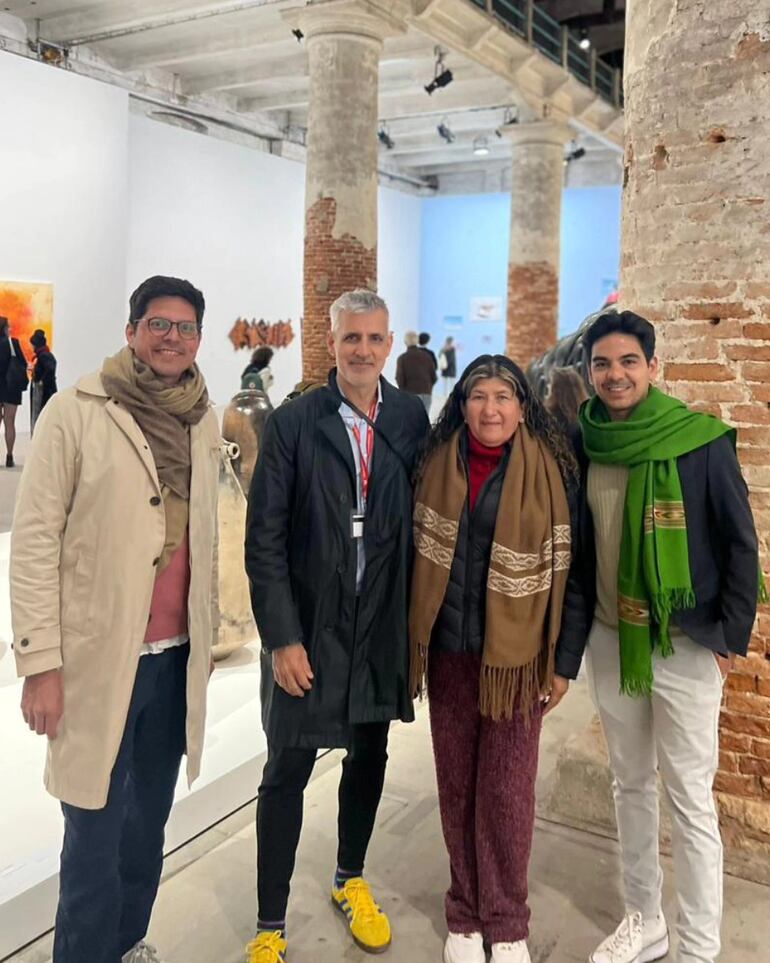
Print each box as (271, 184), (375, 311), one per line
(417, 354), (579, 487)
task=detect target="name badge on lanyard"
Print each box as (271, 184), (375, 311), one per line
(349, 398), (377, 539)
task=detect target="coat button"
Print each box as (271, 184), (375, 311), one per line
(20, 638), (29, 647)
(153, 557), (160, 566)
(150, 496), (161, 506)
(339, 492), (347, 503)
(337, 563), (345, 574)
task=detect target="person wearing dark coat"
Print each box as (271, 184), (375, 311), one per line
(0, 315), (28, 466)
(30, 328), (57, 432)
(395, 330), (437, 415)
(244, 289), (429, 963)
(561, 311), (762, 963)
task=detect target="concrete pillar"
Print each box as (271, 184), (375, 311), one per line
(290, 1), (402, 382)
(621, 1), (770, 876)
(501, 120), (572, 367)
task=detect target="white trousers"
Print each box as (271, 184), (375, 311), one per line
(586, 620), (725, 963)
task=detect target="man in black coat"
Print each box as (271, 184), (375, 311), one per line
(244, 289), (429, 962)
(558, 311), (760, 963)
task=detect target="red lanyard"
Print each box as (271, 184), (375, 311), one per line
(350, 398), (378, 505)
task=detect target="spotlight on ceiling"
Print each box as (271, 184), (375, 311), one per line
(579, 29), (591, 51)
(564, 144), (587, 165)
(292, 28), (304, 42)
(437, 120), (455, 144)
(472, 136), (490, 157)
(377, 124), (395, 150)
(425, 47), (453, 95)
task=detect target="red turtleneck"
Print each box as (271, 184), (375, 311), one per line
(467, 431), (505, 511)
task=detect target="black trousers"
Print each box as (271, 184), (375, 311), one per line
(256, 721), (390, 923)
(53, 644), (188, 963)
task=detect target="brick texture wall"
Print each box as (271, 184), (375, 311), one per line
(506, 262), (559, 367)
(303, 196), (377, 382)
(621, 3), (770, 875)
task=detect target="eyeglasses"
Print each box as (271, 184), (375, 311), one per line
(142, 317), (201, 340)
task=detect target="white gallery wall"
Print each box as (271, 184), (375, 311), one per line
(0, 54), (129, 391)
(126, 113), (306, 409)
(0, 51), (421, 412)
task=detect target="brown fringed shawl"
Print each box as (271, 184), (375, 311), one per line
(409, 426), (571, 720)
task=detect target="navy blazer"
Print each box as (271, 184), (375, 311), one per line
(556, 433), (760, 678)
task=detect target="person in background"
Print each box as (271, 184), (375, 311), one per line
(438, 336), (457, 395)
(242, 346), (275, 393)
(30, 328), (58, 433)
(419, 332), (438, 370)
(409, 355), (581, 963)
(545, 366), (589, 444)
(0, 315), (29, 467)
(396, 330), (436, 415)
(11, 275), (220, 963)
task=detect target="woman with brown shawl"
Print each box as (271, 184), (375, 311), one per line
(409, 355), (580, 963)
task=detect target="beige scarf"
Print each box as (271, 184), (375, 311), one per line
(101, 346), (209, 571)
(409, 426), (571, 720)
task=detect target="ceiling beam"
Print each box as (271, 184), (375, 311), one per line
(39, 0), (291, 46)
(181, 54), (307, 94)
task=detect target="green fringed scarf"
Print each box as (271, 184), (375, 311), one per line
(581, 386), (746, 695)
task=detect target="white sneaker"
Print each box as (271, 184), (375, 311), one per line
(122, 941), (167, 963)
(590, 912), (669, 963)
(491, 941), (531, 963)
(444, 931), (485, 963)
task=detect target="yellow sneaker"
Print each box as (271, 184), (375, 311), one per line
(245, 931), (287, 963)
(331, 876), (392, 954)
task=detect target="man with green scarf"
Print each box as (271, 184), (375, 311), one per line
(11, 276), (221, 963)
(560, 310), (761, 963)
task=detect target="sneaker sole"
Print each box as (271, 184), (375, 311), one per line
(640, 933), (669, 963)
(331, 896), (392, 955)
(443, 946), (485, 963)
(589, 932), (669, 963)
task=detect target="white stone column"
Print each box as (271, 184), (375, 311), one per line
(500, 120), (572, 367)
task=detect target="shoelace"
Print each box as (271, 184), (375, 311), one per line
(604, 913), (642, 955)
(246, 931), (286, 962)
(343, 879), (381, 924)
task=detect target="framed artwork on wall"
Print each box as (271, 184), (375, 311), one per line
(0, 280), (54, 349)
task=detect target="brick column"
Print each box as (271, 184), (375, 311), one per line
(290, 1), (402, 381)
(621, 0), (770, 874)
(501, 120), (572, 367)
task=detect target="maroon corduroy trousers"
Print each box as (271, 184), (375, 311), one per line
(428, 649), (542, 944)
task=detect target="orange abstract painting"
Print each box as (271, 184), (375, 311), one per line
(0, 280), (54, 350)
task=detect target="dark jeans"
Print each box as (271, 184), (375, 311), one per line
(256, 722), (390, 923)
(53, 644), (188, 963)
(428, 650), (542, 945)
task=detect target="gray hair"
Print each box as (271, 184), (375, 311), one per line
(330, 289), (389, 332)
(404, 330), (419, 347)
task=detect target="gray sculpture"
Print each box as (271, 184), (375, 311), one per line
(527, 308), (603, 400)
(212, 388), (273, 661)
(221, 388), (273, 493)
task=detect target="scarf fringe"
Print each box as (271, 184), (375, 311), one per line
(478, 658), (546, 724)
(620, 675), (653, 697)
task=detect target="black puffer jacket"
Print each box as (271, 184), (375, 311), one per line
(432, 440), (509, 655)
(432, 432), (582, 679)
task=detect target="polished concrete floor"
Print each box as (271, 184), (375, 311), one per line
(9, 676), (769, 963)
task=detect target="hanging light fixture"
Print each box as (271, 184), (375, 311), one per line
(437, 119), (455, 143)
(579, 29), (591, 50)
(472, 136), (490, 157)
(425, 47), (453, 95)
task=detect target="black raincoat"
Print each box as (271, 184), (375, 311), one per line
(245, 370), (429, 748)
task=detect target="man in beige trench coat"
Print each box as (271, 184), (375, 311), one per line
(10, 275), (220, 963)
